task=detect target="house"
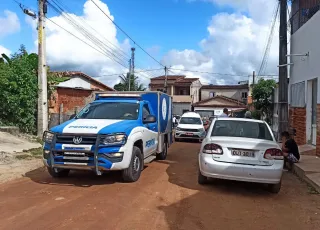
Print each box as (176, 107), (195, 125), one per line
(193, 95), (247, 117)
(149, 75), (202, 115)
(288, 0), (320, 156)
(48, 71), (114, 127)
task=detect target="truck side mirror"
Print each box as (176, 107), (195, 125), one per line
(143, 115), (156, 124)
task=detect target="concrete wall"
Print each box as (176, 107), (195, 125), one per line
(201, 88), (248, 101)
(289, 10), (320, 155)
(173, 103), (191, 115)
(191, 80), (202, 103)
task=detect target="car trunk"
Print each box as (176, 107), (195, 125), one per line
(209, 136), (280, 166)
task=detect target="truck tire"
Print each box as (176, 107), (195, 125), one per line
(47, 167), (70, 178)
(122, 146), (143, 183)
(156, 141), (168, 160)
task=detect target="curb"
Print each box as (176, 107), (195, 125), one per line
(292, 163), (320, 193)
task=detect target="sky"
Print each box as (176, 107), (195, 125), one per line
(0, 0), (283, 87)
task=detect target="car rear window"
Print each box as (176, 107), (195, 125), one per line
(211, 120), (273, 141)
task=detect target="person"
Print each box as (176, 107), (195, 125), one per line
(244, 111), (252, 119)
(173, 116), (177, 128)
(281, 131), (300, 170)
(220, 108), (228, 117)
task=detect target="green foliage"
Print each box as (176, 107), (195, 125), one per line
(251, 110), (261, 120)
(0, 45), (70, 133)
(252, 79), (276, 123)
(114, 73), (146, 91)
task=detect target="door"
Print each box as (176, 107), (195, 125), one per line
(142, 103), (158, 156)
(311, 79), (317, 145)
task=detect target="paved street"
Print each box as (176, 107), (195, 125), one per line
(1, 141), (320, 230)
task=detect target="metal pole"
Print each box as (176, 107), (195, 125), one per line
(164, 66), (168, 93)
(128, 59), (131, 91)
(130, 47), (135, 91)
(37, 0), (48, 137)
(278, 0), (288, 139)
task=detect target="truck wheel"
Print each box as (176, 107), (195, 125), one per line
(47, 167), (70, 178)
(156, 142), (168, 160)
(122, 146), (143, 183)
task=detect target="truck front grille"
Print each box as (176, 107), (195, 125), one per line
(179, 128), (199, 132)
(55, 134), (97, 145)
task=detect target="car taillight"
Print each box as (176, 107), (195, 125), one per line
(202, 144), (223, 155)
(263, 148), (283, 160)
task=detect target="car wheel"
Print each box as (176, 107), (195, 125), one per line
(122, 146), (143, 183)
(198, 169), (208, 185)
(47, 167), (70, 178)
(267, 181), (281, 194)
(156, 141), (168, 160)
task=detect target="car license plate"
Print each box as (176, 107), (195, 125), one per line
(186, 133), (193, 136)
(232, 150), (254, 157)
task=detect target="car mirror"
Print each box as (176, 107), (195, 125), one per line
(143, 115), (156, 124)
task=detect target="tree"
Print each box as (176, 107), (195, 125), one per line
(113, 73), (146, 91)
(252, 78), (277, 124)
(0, 45), (70, 133)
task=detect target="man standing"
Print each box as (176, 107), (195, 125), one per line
(220, 108), (229, 117)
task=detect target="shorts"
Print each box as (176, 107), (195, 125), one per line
(286, 153), (299, 163)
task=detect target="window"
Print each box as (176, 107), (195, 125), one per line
(77, 102), (139, 120)
(209, 92), (215, 97)
(242, 92), (248, 99)
(211, 120), (273, 141)
(179, 117), (202, 125)
(290, 82), (305, 107)
(142, 104), (150, 120)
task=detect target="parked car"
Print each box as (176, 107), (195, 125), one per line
(198, 117), (284, 193)
(175, 112), (206, 142)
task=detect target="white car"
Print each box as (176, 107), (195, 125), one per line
(175, 112), (206, 141)
(198, 117), (284, 193)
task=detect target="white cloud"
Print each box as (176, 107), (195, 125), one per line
(0, 10), (20, 37)
(29, 0), (131, 87)
(164, 0), (281, 84)
(0, 45), (11, 56)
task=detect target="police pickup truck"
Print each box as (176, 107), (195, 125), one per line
(42, 91), (173, 182)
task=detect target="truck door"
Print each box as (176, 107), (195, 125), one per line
(142, 103), (158, 156)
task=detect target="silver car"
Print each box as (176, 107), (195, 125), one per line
(198, 118), (284, 193)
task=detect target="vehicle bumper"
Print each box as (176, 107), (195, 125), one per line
(42, 134), (132, 175)
(175, 131), (205, 139)
(199, 153), (283, 184)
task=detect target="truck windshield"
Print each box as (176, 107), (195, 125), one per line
(179, 117), (202, 125)
(76, 102), (139, 120)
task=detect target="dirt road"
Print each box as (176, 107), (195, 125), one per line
(1, 142), (320, 230)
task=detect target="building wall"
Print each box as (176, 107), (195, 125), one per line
(289, 10), (320, 155)
(173, 103), (191, 115)
(191, 80), (202, 103)
(49, 88), (93, 114)
(201, 88), (248, 102)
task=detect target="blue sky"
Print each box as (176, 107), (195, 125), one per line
(0, 0), (279, 86)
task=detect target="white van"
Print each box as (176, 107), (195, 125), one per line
(174, 112), (206, 141)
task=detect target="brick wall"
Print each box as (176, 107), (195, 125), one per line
(50, 88), (93, 114)
(317, 105), (320, 156)
(289, 107), (306, 145)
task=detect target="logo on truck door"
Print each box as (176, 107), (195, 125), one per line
(162, 98), (167, 120)
(146, 138), (155, 148)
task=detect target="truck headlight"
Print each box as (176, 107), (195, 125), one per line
(43, 131), (54, 143)
(101, 133), (126, 146)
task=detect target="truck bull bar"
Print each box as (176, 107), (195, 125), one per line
(47, 133), (104, 176)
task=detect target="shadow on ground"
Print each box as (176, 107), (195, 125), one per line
(24, 165), (149, 187)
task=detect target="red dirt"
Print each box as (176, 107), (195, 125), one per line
(0, 142), (320, 230)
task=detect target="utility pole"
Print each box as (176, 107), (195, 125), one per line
(128, 59), (131, 91)
(252, 71), (255, 86)
(130, 47), (135, 91)
(164, 66), (168, 93)
(37, 0), (48, 137)
(278, 0), (288, 139)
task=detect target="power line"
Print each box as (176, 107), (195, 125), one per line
(100, 68), (163, 77)
(45, 17), (128, 70)
(90, 0), (165, 67)
(168, 68), (250, 77)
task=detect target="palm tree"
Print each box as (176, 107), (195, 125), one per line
(114, 73), (146, 91)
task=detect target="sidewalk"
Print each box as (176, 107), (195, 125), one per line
(292, 145), (320, 193)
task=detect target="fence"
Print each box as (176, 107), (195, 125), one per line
(48, 104), (80, 129)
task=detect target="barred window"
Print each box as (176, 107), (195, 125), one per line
(290, 82), (305, 107)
